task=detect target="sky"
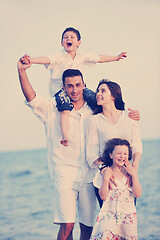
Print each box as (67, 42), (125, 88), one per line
(0, 0), (160, 152)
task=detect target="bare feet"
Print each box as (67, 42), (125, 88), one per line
(60, 139), (69, 147)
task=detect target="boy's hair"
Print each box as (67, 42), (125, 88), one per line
(101, 138), (132, 167)
(94, 79), (125, 114)
(62, 27), (81, 41)
(62, 69), (84, 85)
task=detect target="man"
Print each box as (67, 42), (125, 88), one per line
(17, 58), (139, 240)
(18, 60), (98, 240)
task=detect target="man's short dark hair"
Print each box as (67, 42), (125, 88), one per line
(62, 27), (81, 41)
(62, 69), (84, 85)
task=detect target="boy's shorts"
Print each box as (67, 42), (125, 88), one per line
(55, 88), (74, 112)
(55, 88), (98, 112)
(53, 178), (97, 226)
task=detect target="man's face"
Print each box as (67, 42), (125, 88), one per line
(63, 75), (85, 103)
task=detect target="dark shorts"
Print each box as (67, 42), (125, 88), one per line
(55, 88), (98, 112)
(55, 89), (74, 112)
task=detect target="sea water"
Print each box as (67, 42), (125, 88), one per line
(0, 140), (160, 240)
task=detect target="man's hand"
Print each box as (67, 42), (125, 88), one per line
(20, 54), (32, 65)
(128, 108), (140, 121)
(18, 57), (32, 71)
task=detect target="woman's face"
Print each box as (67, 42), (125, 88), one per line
(96, 84), (114, 106)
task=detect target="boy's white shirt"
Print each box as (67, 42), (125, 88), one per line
(44, 50), (100, 96)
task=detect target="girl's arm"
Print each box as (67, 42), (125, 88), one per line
(123, 160), (142, 198)
(98, 52), (127, 63)
(99, 167), (112, 200)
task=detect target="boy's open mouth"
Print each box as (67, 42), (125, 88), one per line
(67, 42), (72, 47)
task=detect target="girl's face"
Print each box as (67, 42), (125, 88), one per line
(96, 84), (114, 106)
(110, 145), (129, 167)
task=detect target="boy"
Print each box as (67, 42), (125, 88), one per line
(20, 27), (127, 146)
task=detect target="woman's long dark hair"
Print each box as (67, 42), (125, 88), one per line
(94, 79), (125, 114)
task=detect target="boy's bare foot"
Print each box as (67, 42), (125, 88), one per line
(60, 139), (69, 147)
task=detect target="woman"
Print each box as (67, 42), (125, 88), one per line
(86, 79), (142, 207)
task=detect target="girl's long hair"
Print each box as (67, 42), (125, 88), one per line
(101, 138), (132, 167)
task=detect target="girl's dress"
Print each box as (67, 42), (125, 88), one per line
(90, 171), (138, 240)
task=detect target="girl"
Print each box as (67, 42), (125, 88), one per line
(90, 138), (142, 240)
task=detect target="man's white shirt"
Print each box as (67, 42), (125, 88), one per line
(26, 94), (97, 183)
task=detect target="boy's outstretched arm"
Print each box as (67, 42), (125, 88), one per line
(31, 56), (50, 64)
(20, 54), (50, 65)
(98, 52), (127, 63)
(17, 58), (36, 102)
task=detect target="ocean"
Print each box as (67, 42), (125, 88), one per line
(0, 140), (160, 240)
